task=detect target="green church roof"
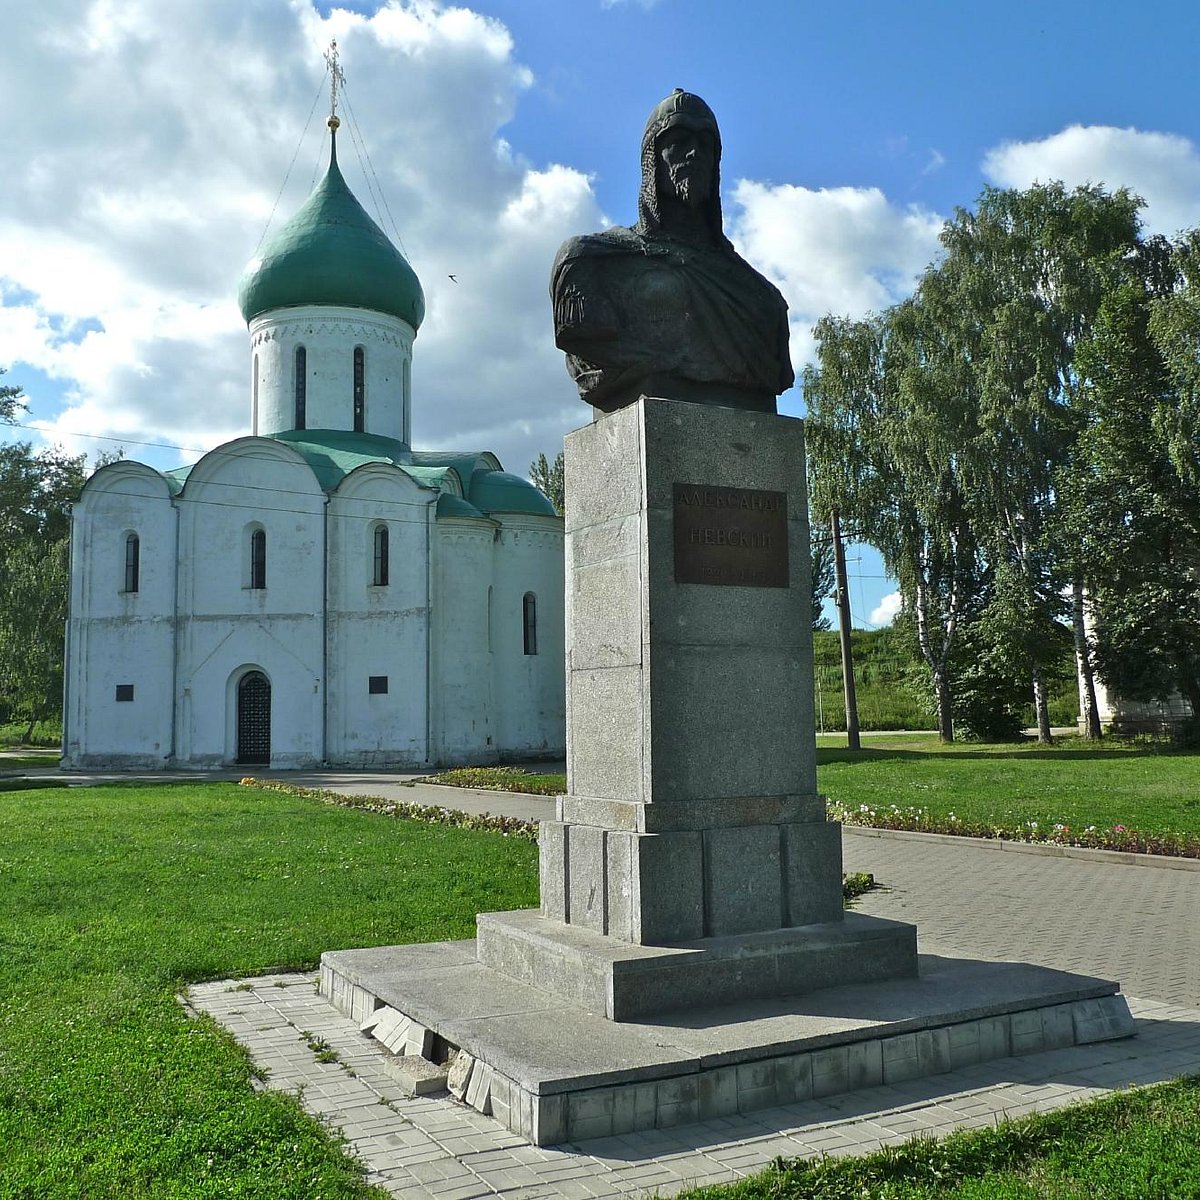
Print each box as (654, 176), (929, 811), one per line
(237, 136), (425, 329)
(436, 493), (488, 520)
(166, 430), (439, 494)
(164, 432), (559, 520)
(468, 470), (558, 517)
(266, 429), (418, 491)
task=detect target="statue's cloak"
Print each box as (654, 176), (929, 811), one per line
(551, 227), (793, 412)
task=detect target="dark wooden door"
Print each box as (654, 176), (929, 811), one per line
(236, 671), (271, 765)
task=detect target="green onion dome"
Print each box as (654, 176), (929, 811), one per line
(436, 492), (487, 520)
(238, 136), (425, 330)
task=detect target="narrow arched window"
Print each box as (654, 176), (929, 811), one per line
(294, 345), (307, 430)
(250, 529), (266, 590)
(353, 346), (365, 432)
(372, 525), (389, 587)
(523, 592), (537, 656)
(123, 533), (140, 593)
(252, 353), (259, 435)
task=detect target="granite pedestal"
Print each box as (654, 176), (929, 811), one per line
(481, 397), (918, 1013)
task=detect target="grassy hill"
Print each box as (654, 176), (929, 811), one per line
(813, 628), (1079, 733)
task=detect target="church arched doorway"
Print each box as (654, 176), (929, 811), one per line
(236, 670), (271, 765)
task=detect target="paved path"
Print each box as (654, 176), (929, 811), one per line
(189, 977), (1200, 1200)
(843, 828), (1200, 1009)
(1, 758), (566, 822)
(180, 774), (1200, 1198)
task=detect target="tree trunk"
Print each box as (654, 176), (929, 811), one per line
(1072, 579), (1102, 739)
(831, 510), (860, 751)
(23, 716), (36, 744)
(912, 548), (956, 744)
(934, 668), (954, 743)
(1031, 668), (1053, 743)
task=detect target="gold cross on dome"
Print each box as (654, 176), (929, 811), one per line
(323, 39), (346, 130)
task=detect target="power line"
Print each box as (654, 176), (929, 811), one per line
(255, 77), (326, 257)
(340, 78), (411, 261)
(2, 422), (534, 527)
(5, 418), (214, 458)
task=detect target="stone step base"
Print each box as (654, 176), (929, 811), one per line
(477, 908), (918, 1020)
(320, 941), (1135, 1146)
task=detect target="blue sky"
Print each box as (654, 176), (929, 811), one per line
(4, 0), (1200, 627)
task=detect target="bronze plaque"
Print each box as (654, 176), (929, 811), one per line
(673, 483), (789, 588)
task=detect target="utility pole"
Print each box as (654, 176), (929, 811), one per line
(830, 509), (860, 751)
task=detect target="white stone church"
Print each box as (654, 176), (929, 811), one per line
(63, 131), (565, 769)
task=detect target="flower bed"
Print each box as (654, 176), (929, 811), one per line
(239, 778), (540, 841)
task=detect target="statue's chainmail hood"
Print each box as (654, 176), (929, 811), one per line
(637, 89), (731, 249)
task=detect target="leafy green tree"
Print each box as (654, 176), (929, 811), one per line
(1066, 253), (1200, 733)
(529, 450), (565, 515)
(0, 444), (87, 545)
(808, 184), (1152, 742)
(806, 307), (982, 741)
(1051, 235), (1175, 738)
(1149, 230), (1200, 494)
(923, 183), (1144, 741)
(0, 444), (88, 740)
(809, 526), (835, 632)
(0, 367), (24, 425)
(0, 539), (69, 740)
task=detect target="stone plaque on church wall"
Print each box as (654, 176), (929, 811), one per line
(672, 483), (789, 588)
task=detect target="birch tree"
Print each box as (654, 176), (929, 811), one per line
(805, 306), (981, 741)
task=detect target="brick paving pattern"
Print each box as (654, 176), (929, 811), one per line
(188, 823), (1200, 1198)
(842, 828), (1200, 1007)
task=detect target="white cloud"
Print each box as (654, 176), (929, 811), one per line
(869, 591), (902, 627)
(726, 181), (944, 372)
(1, 1), (960, 476)
(1, 0), (600, 473)
(983, 125), (1200, 237)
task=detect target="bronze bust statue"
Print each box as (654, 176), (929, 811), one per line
(551, 89), (794, 414)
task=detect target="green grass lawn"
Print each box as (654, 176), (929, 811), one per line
(816, 733), (1200, 840)
(3, 778), (1198, 1196)
(431, 736), (1200, 846)
(0, 781), (537, 1198)
(680, 1075), (1200, 1198)
(0, 721), (62, 749)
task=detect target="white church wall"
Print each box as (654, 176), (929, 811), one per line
(174, 440), (325, 767)
(1078, 596), (1194, 735)
(174, 627), (322, 768)
(249, 306), (414, 441)
(63, 463), (177, 767)
(490, 518), (566, 758)
(430, 518), (497, 764)
(326, 465), (436, 766)
(1087, 668), (1193, 734)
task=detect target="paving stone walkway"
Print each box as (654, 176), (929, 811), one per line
(189, 977), (1200, 1199)
(842, 828), (1200, 1008)
(186, 809), (1200, 1198)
